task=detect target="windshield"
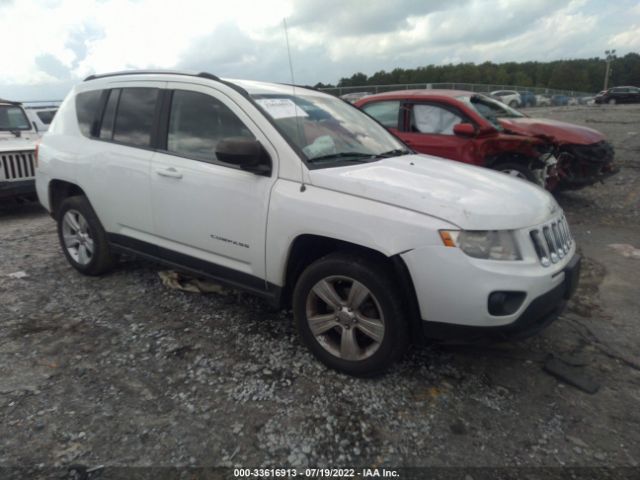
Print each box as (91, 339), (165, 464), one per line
(458, 94), (525, 128)
(0, 105), (31, 131)
(251, 93), (408, 167)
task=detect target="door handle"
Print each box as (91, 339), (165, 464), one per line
(156, 167), (183, 179)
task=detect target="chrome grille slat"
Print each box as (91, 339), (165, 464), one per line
(530, 216), (572, 267)
(0, 151), (36, 181)
(551, 223), (564, 258)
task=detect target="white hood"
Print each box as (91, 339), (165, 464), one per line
(0, 132), (38, 152)
(309, 154), (559, 230)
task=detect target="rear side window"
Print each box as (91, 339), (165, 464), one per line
(167, 90), (254, 162)
(112, 88), (159, 147)
(361, 101), (400, 128)
(76, 90), (103, 137)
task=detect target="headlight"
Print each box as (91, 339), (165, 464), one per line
(439, 230), (522, 260)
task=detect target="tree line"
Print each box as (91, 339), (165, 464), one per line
(315, 53), (640, 93)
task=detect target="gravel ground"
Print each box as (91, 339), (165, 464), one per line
(1, 104), (639, 478)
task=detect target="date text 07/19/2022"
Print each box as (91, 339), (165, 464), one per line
(233, 467), (400, 478)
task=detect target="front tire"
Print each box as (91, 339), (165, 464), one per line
(293, 253), (408, 376)
(494, 162), (538, 184)
(57, 196), (115, 275)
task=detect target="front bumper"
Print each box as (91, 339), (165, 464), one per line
(401, 220), (580, 334)
(557, 141), (617, 190)
(0, 179), (36, 199)
(422, 254), (581, 341)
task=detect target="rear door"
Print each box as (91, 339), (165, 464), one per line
(399, 102), (474, 162)
(149, 82), (278, 287)
(77, 83), (163, 238)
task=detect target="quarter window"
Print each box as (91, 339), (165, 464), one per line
(361, 101), (400, 128)
(100, 89), (120, 140)
(112, 88), (159, 147)
(75, 90), (103, 137)
(411, 104), (463, 135)
(167, 90), (254, 162)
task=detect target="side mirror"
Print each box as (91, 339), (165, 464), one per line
(215, 137), (272, 176)
(453, 123), (476, 137)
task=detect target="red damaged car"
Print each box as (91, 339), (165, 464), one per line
(355, 90), (616, 191)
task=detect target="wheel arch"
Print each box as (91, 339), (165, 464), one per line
(485, 151), (538, 168)
(49, 179), (87, 218)
(281, 233), (425, 343)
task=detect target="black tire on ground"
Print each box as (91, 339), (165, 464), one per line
(292, 252), (409, 376)
(56, 195), (115, 275)
(608, 98), (616, 105)
(494, 162), (538, 184)
(509, 100), (518, 108)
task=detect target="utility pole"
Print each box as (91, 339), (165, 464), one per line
(604, 49), (616, 91)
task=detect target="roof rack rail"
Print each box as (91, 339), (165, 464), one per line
(83, 70), (221, 82)
(0, 98), (22, 105)
(81, 70), (251, 98)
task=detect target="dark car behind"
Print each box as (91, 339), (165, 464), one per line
(594, 86), (640, 105)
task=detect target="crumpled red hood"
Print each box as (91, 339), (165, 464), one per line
(498, 117), (605, 145)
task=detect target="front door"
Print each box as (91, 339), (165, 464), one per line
(400, 102), (474, 163)
(150, 83), (278, 289)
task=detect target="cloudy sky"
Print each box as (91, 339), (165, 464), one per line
(1, 0), (639, 101)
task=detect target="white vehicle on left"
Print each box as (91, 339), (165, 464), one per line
(0, 99), (39, 200)
(25, 106), (58, 135)
(490, 90), (522, 108)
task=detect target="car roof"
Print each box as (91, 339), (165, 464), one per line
(80, 70), (325, 97)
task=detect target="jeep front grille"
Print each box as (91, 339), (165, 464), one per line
(530, 216), (573, 267)
(1, 151), (36, 180)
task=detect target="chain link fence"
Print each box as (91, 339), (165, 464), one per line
(319, 83), (596, 105)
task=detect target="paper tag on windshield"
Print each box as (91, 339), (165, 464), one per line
(255, 98), (309, 119)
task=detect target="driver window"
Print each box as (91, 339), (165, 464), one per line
(411, 104), (463, 135)
(167, 90), (254, 163)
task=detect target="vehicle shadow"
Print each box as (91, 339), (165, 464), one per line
(0, 199), (46, 219)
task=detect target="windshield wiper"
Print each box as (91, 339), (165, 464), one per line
(375, 148), (413, 158)
(308, 152), (376, 163)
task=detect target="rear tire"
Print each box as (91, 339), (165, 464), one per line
(57, 196), (115, 275)
(608, 98), (616, 105)
(293, 253), (408, 376)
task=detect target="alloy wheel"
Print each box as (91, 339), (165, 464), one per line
(62, 209), (94, 266)
(305, 275), (385, 361)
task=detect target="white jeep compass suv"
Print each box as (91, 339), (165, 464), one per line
(35, 71), (580, 376)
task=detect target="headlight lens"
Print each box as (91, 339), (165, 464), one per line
(440, 230), (522, 260)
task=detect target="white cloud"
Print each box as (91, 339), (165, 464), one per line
(0, 0), (638, 100)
